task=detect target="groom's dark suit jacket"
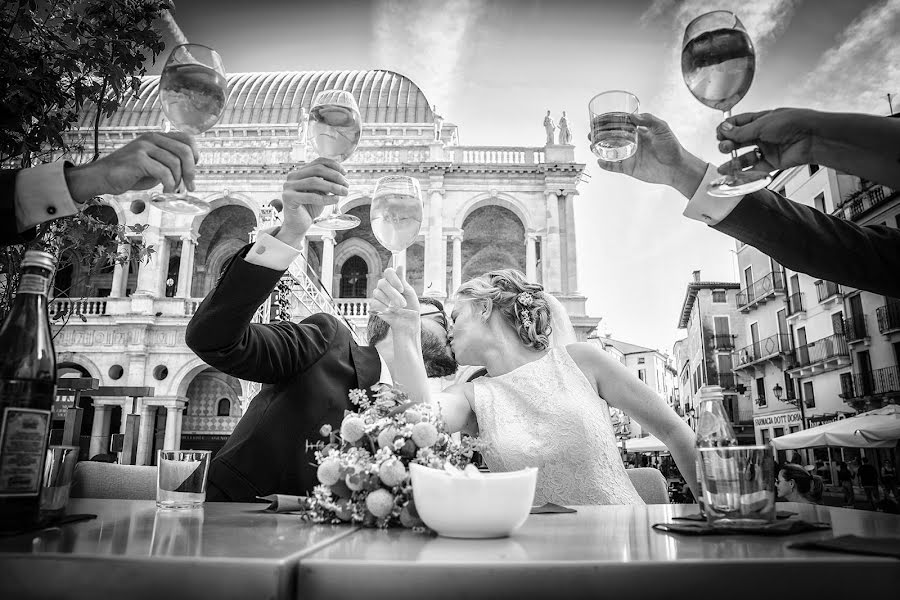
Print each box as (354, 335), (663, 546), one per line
(714, 188), (900, 298)
(185, 245), (381, 501)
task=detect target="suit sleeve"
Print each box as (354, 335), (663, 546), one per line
(185, 244), (340, 383)
(713, 188), (900, 298)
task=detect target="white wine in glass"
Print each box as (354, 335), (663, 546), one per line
(370, 175), (423, 312)
(309, 90), (362, 230)
(152, 44), (228, 215)
(681, 11), (771, 196)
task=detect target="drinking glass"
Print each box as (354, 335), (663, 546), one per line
(39, 445), (79, 519)
(681, 11), (771, 196)
(151, 44), (228, 215)
(588, 91), (640, 162)
(697, 445), (776, 528)
(157, 449), (211, 509)
(370, 175), (423, 311)
(309, 89), (362, 230)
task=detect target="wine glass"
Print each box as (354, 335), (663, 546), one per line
(151, 44), (228, 215)
(681, 11), (771, 197)
(370, 175), (423, 310)
(308, 90), (362, 230)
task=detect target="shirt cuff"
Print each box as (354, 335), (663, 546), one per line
(244, 231), (302, 271)
(682, 163), (746, 226)
(15, 161), (80, 232)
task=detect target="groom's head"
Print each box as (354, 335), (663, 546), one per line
(367, 297), (458, 378)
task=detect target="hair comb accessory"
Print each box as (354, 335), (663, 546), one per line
(517, 292), (534, 307)
(520, 306), (533, 328)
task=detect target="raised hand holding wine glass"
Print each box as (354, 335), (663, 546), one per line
(308, 89), (362, 230)
(152, 43), (228, 215)
(681, 10), (771, 196)
(370, 175), (423, 313)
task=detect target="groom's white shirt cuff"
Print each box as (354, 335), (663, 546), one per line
(244, 231), (302, 270)
(682, 163), (746, 226)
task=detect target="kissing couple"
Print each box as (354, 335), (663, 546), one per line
(185, 157), (697, 504)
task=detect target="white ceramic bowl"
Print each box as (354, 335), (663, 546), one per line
(409, 463), (538, 538)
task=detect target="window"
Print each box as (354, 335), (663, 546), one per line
(809, 164), (819, 175)
(216, 398), (231, 417)
(803, 381), (815, 408)
(784, 372), (796, 400)
(761, 429), (771, 446)
(339, 256), (368, 298)
(638, 369), (646, 383)
(695, 364), (703, 389)
(712, 289), (727, 303)
(755, 376), (766, 407)
(813, 193), (826, 213)
(773, 427), (784, 438)
(637, 357), (645, 364)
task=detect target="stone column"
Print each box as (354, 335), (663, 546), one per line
(563, 192), (578, 294)
(136, 403), (158, 466)
(321, 233), (335, 293)
(109, 243), (131, 298)
(155, 236), (172, 297)
(451, 232), (464, 292)
(89, 404), (112, 458)
(176, 235), (197, 299)
(543, 191), (562, 293)
(133, 228), (161, 296)
(525, 232), (538, 282)
(441, 233), (450, 294)
(162, 401), (185, 451)
(424, 186), (446, 297)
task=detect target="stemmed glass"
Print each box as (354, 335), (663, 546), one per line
(151, 44), (228, 215)
(681, 11), (771, 196)
(370, 175), (423, 310)
(308, 89), (362, 230)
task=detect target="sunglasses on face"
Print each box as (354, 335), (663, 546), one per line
(420, 309), (449, 331)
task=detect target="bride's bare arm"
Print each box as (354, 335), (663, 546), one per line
(431, 383), (478, 435)
(567, 343), (699, 497)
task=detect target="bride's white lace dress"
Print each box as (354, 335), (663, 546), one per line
(471, 347), (644, 505)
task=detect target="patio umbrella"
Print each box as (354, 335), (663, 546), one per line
(771, 405), (900, 449)
(625, 435), (668, 453)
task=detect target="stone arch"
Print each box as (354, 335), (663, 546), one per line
(190, 193), (259, 233)
(173, 358), (215, 398)
(454, 193), (533, 231)
(96, 194), (129, 226)
(192, 203), (257, 296)
(334, 237), (382, 295)
(338, 193), (371, 215)
(56, 352), (102, 382)
(460, 205), (526, 283)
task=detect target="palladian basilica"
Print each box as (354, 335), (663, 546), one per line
(53, 69), (599, 461)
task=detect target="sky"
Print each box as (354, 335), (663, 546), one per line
(164, 0), (899, 354)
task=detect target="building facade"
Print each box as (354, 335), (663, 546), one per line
(50, 70), (599, 463)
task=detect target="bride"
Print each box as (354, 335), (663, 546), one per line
(372, 267), (698, 505)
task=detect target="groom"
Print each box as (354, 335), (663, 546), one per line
(185, 158), (457, 502)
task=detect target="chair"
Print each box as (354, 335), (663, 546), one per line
(626, 468), (669, 504)
(70, 462), (157, 500)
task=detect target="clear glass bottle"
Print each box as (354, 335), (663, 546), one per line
(0, 251), (57, 531)
(694, 387), (738, 520)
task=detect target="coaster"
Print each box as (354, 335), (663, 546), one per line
(531, 502), (576, 514)
(0, 513), (97, 537)
(674, 510), (796, 522)
(653, 518), (830, 536)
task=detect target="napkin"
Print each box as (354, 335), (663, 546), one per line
(652, 518), (830, 536)
(530, 502), (576, 514)
(788, 535), (900, 559)
(674, 510), (796, 522)
(256, 494), (308, 513)
(0, 513), (97, 538)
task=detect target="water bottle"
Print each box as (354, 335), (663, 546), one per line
(695, 386), (738, 520)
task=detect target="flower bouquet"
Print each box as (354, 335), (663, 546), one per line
(302, 383), (484, 529)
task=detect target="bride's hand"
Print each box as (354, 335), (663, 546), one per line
(371, 267), (420, 336)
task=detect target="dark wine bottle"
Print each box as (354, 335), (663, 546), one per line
(0, 250), (57, 531)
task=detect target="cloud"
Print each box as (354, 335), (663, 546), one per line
(789, 0), (900, 115)
(372, 0), (484, 116)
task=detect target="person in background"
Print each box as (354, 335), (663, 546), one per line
(857, 457), (880, 511)
(881, 459), (897, 501)
(837, 461), (855, 508)
(1, 132), (198, 247)
(776, 463), (824, 505)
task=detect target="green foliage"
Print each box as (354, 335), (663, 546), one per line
(0, 0), (172, 324)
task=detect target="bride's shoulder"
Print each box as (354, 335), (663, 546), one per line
(562, 342), (605, 362)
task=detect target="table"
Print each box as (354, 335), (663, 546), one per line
(1, 501), (898, 600)
(0, 499), (358, 600)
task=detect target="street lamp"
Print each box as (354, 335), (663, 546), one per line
(773, 381), (806, 430)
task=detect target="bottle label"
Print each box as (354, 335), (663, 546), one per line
(0, 407), (51, 497)
(17, 274), (50, 297)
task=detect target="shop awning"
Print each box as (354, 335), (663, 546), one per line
(624, 435), (668, 453)
(771, 405), (900, 449)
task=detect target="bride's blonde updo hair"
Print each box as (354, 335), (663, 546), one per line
(456, 269), (552, 351)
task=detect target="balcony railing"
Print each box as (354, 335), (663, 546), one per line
(843, 316), (868, 342)
(336, 299), (371, 317)
(815, 280), (842, 303)
(786, 292), (805, 317)
(876, 301), (900, 334)
(445, 146), (546, 165)
(840, 366), (900, 398)
(734, 333), (793, 367)
(736, 271), (786, 311)
(792, 333), (849, 369)
(842, 185), (889, 220)
(712, 334), (736, 350)
(49, 298), (108, 319)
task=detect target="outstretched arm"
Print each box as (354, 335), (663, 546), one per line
(568, 343), (698, 497)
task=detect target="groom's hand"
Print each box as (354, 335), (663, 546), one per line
(371, 267), (420, 336)
(276, 158), (350, 248)
(592, 113), (708, 199)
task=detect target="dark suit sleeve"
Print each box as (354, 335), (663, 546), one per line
(0, 169), (34, 247)
(185, 245), (340, 383)
(714, 188), (900, 298)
